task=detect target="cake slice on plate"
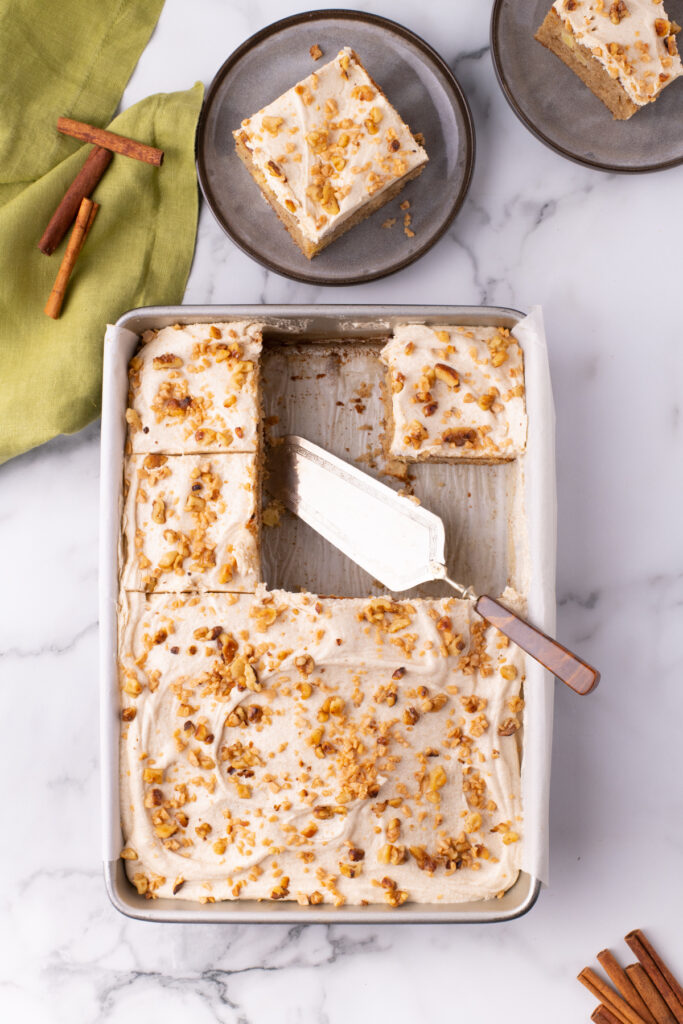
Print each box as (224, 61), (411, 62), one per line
(535, 0), (682, 120)
(233, 47), (428, 258)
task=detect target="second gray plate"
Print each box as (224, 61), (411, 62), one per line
(196, 9), (475, 285)
(491, 0), (683, 173)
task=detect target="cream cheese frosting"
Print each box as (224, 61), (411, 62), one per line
(234, 47), (428, 246)
(126, 322), (262, 454)
(118, 589), (525, 905)
(380, 325), (527, 461)
(121, 454), (259, 593)
(552, 0), (683, 105)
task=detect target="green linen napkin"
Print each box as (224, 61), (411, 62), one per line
(0, 0), (204, 464)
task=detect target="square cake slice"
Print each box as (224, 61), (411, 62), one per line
(233, 47), (428, 258)
(118, 589), (524, 905)
(535, 1), (682, 120)
(126, 322), (262, 454)
(380, 325), (527, 462)
(120, 453), (259, 593)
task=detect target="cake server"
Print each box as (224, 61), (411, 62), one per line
(267, 435), (599, 695)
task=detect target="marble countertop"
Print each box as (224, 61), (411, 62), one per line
(2, 0), (682, 1020)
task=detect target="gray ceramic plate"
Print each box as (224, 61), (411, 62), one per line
(491, 0), (683, 173)
(196, 9), (475, 284)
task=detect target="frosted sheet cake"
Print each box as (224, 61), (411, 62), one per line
(380, 324), (527, 462)
(233, 47), (428, 258)
(535, 0), (682, 120)
(118, 320), (529, 906)
(125, 322), (262, 454)
(121, 453), (259, 593)
(119, 590), (525, 905)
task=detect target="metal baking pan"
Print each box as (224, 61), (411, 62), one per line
(100, 305), (555, 923)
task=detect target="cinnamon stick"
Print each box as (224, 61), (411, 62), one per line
(598, 949), (658, 1024)
(57, 117), (163, 166)
(578, 968), (649, 1024)
(44, 198), (98, 319)
(627, 965), (678, 1024)
(38, 146), (112, 255)
(594, 1006), (632, 1024)
(625, 931), (683, 1024)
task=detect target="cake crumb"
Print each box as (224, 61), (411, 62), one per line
(310, 43), (323, 60)
(400, 200), (411, 211)
(382, 217), (396, 229)
(263, 498), (285, 527)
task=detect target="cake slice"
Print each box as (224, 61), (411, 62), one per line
(233, 47), (428, 258)
(535, 0), (682, 119)
(125, 322), (262, 454)
(120, 453), (259, 593)
(379, 325), (527, 462)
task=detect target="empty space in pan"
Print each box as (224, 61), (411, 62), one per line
(260, 338), (526, 599)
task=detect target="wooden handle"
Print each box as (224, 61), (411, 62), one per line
(475, 595), (600, 695)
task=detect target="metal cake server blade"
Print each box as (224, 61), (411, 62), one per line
(267, 435), (599, 695)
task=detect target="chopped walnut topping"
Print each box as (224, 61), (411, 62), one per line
(434, 363), (460, 389)
(409, 846), (437, 872)
(132, 873), (148, 895)
(295, 654), (315, 675)
(403, 420), (428, 450)
(463, 812), (482, 834)
(262, 116), (284, 136)
(386, 818), (401, 843)
(380, 876), (409, 907)
(425, 765), (447, 805)
(609, 0), (628, 23)
(422, 692), (447, 713)
(339, 860), (362, 878)
(313, 805), (334, 820)
(271, 876), (290, 900)
(460, 694), (487, 713)
(403, 706), (420, 726)
(442, 427), (477, 449)
(152, 354), (183, 370)
(378, 843), (407, 866)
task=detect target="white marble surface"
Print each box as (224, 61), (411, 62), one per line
(2, 0), (682, 1020)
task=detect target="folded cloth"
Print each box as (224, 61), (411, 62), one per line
(0, 0), (204, 464)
